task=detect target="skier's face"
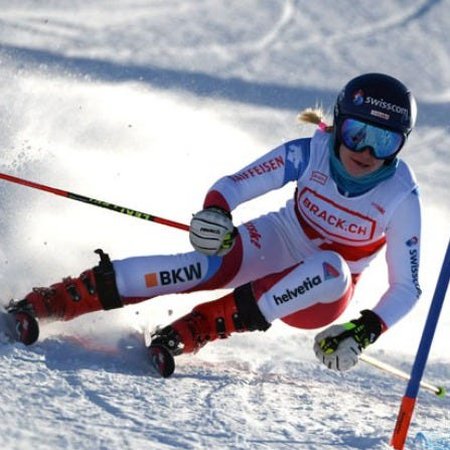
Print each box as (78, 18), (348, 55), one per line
(339, 144), (384, 177)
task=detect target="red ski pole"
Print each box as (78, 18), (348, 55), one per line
(0, 172), (189, 232)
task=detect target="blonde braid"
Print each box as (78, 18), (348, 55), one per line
(297, 108), (333, 133)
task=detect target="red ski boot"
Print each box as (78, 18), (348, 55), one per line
(7, 249), (123, 344)
(149, 284), (271, 376)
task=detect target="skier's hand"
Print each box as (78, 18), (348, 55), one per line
(313, 310), (384, 371)
(189, 207), (237, 256)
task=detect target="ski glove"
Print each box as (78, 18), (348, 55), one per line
(189, 207), (238, 256)
(313, 310), (384, 372)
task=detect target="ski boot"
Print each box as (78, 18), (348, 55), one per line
(4, 249), (123, 344)
(148, 284), (271, 377)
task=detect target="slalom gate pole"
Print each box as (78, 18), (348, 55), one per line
(0, 172), (189, 232)
(391, 239), (450, 450)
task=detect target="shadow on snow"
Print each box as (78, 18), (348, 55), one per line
(1, 44), (449, 127)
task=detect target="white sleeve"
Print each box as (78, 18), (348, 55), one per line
(203, 138), (311, 211)
(372, 189), (422, 328)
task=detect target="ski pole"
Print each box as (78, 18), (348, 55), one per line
(360, 354), (445, 398)
(0, 172), (189, 232)
(391, 239), (450, 450)
(321, 332), (446, 397)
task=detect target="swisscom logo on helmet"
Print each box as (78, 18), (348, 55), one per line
(351, 88), (409, 119)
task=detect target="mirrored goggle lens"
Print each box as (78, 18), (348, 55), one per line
(341, 118), (404, 159)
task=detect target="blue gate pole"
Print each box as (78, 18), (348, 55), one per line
(391, 238), (450, 449)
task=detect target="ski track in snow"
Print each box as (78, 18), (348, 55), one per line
(1, 333), (448, 450)
(0, 1), (449, 449)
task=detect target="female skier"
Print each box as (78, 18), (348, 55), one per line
(7, 73), (421, 377)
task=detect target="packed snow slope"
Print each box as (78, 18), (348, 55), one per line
(0, 1), (449, 449)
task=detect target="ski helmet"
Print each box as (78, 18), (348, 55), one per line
(333, 73), (417, 152)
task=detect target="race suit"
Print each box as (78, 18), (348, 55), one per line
(113, 129), (422, 330)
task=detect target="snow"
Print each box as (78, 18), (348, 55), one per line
(0, 1), (449, 449)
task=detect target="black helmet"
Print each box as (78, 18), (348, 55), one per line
(334, 73), (417, 137)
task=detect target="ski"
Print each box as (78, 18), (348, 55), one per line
(0, 305), (39, 345)
(2, 300), (177, 377)
(148, 343), (175, 378)
(2, 304), (176, 377)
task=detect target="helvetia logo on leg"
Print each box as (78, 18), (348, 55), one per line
(273, 276), (322, 306)
(272, 262), (340, 306)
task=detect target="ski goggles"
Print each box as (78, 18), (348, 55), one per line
(340, 118), (405, 159)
